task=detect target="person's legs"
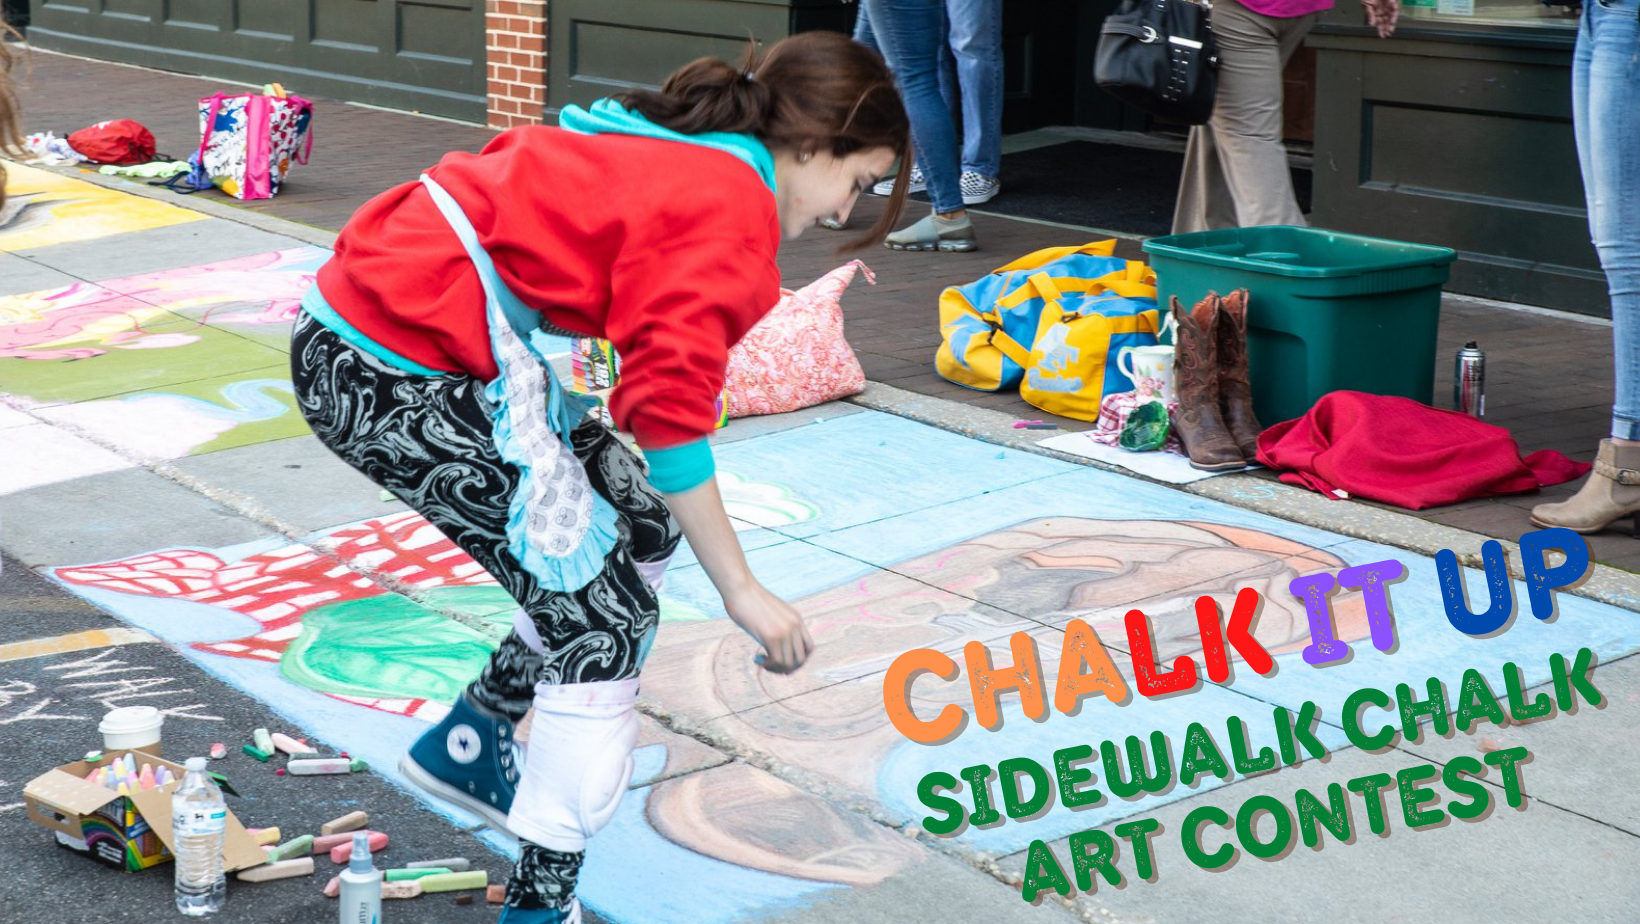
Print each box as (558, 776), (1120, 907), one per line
(1583, 0), (1640, 439)
(1530, 0), (1640, 533)
(292, 315), (667, 919)
(1172, 0), (1308, 233)
(852, 1), (878, 53)
(945, 0), (1003, 179)
(865, 0), (963, 215)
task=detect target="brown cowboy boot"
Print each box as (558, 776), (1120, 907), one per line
(1171, 294), (1246, 471)
(1531, 439), (1640, 533)
(1216, 288), (1263, 459)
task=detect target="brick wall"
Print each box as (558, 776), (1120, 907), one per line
(486, 0), (548, 129)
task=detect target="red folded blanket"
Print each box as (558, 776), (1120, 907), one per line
(1255, 391), (1591, 510)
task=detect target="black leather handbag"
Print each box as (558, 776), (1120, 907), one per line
(1094, 0), (1220, 125)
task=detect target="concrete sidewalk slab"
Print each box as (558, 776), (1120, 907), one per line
(995, 742), (1640, 924)
(0, 251), (80, 296)
(1396, 653), (1640, 836)
(13, 216), (301, 282)
(166, 435), (406, 538)
(0, 465), (276, 567)
(0, 419), (136, 494)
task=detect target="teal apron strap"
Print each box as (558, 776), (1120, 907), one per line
(418, 174), (594, 437)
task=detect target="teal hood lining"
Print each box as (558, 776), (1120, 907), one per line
(558, 99), (777, 193)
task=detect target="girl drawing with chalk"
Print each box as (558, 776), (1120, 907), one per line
(291, 32), (911, 923)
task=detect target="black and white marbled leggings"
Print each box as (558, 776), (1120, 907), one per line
(291, 310), (679, 909)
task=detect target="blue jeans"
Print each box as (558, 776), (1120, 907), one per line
(861, 0), (963, 212)
(1574, 0), (1640, 438)
(855, 0), (1003, 179)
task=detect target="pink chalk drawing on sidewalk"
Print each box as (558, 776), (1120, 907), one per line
(0, 284), (177, 360)
(97, 246), (329, 326)
(0, 246), (327, 361)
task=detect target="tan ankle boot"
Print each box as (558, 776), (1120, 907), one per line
(1530, 439), (1640, 533)
(1171, 294), (1247, 472)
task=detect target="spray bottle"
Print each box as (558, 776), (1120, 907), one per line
(338, 830), (383, 924)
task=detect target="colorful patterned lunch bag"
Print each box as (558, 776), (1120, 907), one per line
(1018, 261), (1161, 421)
(195, 85), (314, 200)
(935, 240), (1136, 392)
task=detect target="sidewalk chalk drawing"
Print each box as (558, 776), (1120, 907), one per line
(44, 411), (1640, 917)
(0, 247), (325, 455)
(0, 163), (207, 251)
(47, 474), (852, 923)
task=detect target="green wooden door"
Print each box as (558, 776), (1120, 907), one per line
(29, 0), (486, 122)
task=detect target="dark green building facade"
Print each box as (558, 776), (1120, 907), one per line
(21, 0), (1602, 315)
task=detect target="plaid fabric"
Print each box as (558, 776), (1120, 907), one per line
(1090, 390), (1184, 452)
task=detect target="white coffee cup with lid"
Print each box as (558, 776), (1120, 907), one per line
(99, 705), (164, 754)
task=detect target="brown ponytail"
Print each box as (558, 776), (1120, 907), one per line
(620, 31), (913, 252)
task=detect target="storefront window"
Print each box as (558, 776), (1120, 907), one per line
(1401, 0), (1579, 29)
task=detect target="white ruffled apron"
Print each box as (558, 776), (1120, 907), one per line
(419, 174), (618, 592)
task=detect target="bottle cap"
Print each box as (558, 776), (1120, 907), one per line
(186, 757), (208, 772)
(348, 831), (375, 874)
(1464, 341), (1479, 350)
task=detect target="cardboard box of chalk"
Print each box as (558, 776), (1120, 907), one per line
(21, 748), (265, 873)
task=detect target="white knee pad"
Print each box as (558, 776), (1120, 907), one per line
(506, 678), (639, 852)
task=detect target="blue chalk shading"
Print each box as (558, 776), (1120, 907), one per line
(119, 379), (296, 422)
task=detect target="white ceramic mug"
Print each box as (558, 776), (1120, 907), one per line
(1118, 345), (1177, 404)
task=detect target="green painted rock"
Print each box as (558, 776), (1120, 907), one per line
(1119, 401), (1170, 452)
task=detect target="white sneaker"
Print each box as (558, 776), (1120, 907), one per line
(959, 171), (1001, 206)
(872, 166), (925, 197)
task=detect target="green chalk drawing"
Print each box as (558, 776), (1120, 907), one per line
(281, 586), (516, 703)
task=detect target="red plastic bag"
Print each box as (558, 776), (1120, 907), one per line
(67, 120), (157, 165)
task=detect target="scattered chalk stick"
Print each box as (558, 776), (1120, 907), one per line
(487, 885), (505, 904)
(313, 830), (383, 853)
(323, 875), (341, 898)
(288, 757), (354, 776)
(242, 744), (272, 762)
(320, 811), (369, 836)
(349, 757), (369, 772)
(408, 857), (471, 872)
(209, 742), (227, 759)
(455, 894), (474, 906)
(330, 831), (388, 863)
(270, 835), (315, 862)
(1022, 422), (1059, 430)
(271, 732), (317, 755)
(419, 871), (488, 893)
(237, 856), (315, 882)
(381, 881), (423, 900)
(385, 867), (451, 882)
(252, 728), (274, 754)
(247, 826), (282, 847)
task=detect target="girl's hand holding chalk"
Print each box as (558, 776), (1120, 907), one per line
(726, 581), (814, 674)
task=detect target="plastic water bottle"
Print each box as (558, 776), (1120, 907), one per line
(172, 756), (227, 916)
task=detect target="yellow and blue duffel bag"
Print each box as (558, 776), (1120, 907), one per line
(935, 240), (1136, 392)
(1019, 261), (1160, 421)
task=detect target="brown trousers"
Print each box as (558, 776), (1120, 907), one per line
(1171, 0), (1318, 234)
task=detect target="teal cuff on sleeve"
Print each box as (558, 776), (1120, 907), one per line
(642, 438), (716, 494)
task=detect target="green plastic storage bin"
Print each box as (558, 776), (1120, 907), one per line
(1143, 226), (1457, 425)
